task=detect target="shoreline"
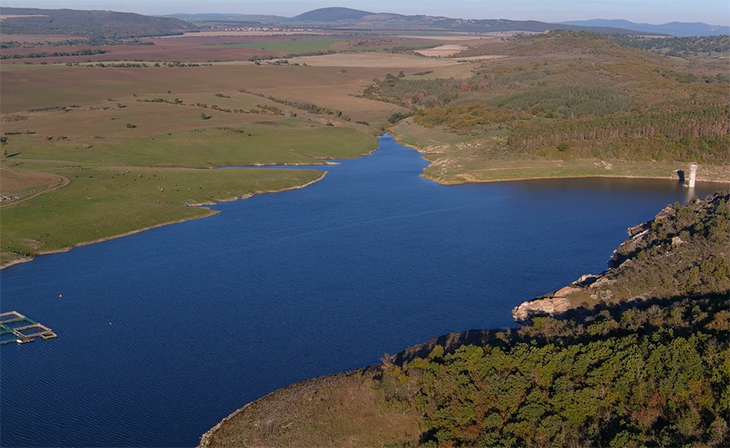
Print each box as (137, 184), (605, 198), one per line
(0, 172), (327, 271)
(421, 172), (730, 186)
(389, 133), (730, 187)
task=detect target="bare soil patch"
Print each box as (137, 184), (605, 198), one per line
(451, 54), (509, 61)
(0, 167), (63, 194)
(0, 15), (48, 20)
(289, 52), (465, 68)
(416, 44), (468, 57)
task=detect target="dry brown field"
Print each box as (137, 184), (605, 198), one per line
(415, 44), (468, 57)
(202, 369), (422, 448)
(0, 167), (63, 194)
(157, 31), (332, 38)
(0, 61), (417, 125)
(287, 51), (468, 68)
(393, 34), (498, 44)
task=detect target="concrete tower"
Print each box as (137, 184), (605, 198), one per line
(688, 164), (698, 188)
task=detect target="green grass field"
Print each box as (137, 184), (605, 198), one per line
(1, 120), (377, 266)
(0, 164), (324, 263)
(3, 124), (376, 167)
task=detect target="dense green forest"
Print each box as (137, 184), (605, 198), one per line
(0, 49), (107, 59)
(378, 291), (729, 447)
(614, 35), (730, 58)
(0, 7), (196, 38)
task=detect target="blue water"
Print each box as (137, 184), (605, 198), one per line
(0, 136), (723, 447)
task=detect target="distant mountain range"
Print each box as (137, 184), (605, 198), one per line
(560, 19), (730, 37)
(170, 7), (661, 36)
(2, 6), (724, 39)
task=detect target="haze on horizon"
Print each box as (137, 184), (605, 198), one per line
(4, 0), (730, 26)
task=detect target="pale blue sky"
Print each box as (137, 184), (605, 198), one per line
(8, 0), (730, 26)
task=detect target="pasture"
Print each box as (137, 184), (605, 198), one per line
(2, 40), (441, 265)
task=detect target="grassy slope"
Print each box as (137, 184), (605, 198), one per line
(206, 39), (345, 52)
(202, 369), (423, 448)
(0, 123), (375, 265)
(0, 165), (324, 263)
(3, 125), (376, 167)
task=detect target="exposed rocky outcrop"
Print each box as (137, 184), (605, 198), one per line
(513, 190), (730, 322)
(512, 293), (573, 322)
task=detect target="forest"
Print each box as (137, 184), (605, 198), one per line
(0, 7), (196, 38)
(614, 35), (730, 57)
(378, 291), (729, 447)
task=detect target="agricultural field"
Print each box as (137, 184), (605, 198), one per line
(0, 34), (441, 63)
(205, 38), (346, 53)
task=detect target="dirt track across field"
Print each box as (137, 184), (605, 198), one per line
(0, 167), (69, 208)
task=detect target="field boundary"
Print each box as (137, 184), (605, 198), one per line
(0, 167), (70, 209)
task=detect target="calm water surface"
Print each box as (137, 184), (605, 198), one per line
(1, 136), (723, 447)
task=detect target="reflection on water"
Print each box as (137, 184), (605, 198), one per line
(1, 136), (726, 447)
(512, 176), (723, 205)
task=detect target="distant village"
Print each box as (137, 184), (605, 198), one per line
(221, 26), (315, 33)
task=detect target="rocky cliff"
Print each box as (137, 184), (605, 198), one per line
(513, 189), (730, 322)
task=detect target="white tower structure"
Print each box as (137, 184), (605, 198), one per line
(688, 164), (698, 188)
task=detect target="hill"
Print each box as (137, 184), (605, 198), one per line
(0, 7), (197, 38)
(292, 7), (375, 22)
(560, 19), (730, 37)
(199, 191), (730, 448)
(379, 31), (730, 184)
(175, 7), (655, 36)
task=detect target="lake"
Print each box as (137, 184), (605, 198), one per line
(0, 135), (723, 447)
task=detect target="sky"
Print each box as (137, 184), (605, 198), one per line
(6, 0), (730, 26)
